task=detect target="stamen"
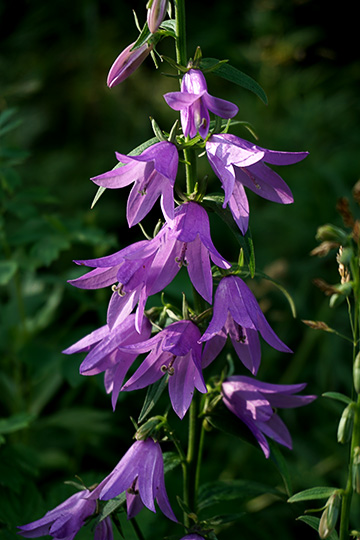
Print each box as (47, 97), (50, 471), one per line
(241, 167), (261, 189)
(111, 283), (126, 296)
(175, 243), (187, 267)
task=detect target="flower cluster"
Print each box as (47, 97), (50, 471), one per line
(19, 3), (315, 540)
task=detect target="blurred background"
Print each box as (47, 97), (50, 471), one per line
(1, 0), (359, 538)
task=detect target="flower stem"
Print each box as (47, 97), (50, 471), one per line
(130, 516), (146, 540)
(174, 0), (187, 67)
(183, 390), (202, 525)
(339, 253), (360, 540)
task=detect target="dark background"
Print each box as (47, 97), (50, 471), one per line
(1, 0), (359, 538)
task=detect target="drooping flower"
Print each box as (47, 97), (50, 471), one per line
(147, 0), (169, 33)
(122, 320), (207, 419)
(18, 490), (113, 540)
(69, 202), (230, 332)
(206, 133), (309, 234)
(222, 376), (316, 458)
(199, 275), (291, 375)
(62, 314), (152, 410)
(91, 141), (178, 227)
(164, 69), (238, 139)
(107, 41), (153, 88)
(90, 438), (177, 522)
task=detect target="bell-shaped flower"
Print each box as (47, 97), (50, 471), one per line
(164, 69), (238, 139)
(222, 376), (316, 458)
(199, 275), (291, 374)
(90, 438), (177, 522)
(107, 41), (153, 88)
(147, 0), (169, 33)
(18, 490), (113, 540)
(91, 141), (178, 227)
(206, 133), (308, 234)
(180, 535), (205, 540)
(62, 314), (152, 410)
(69, 202), (230, 332)
(121, 320), (207, 419)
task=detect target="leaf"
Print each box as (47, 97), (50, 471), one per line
(322, 392), (352, 405)
(130, 22), (151, 51)
(253, 269), (296, 318)
(288, 486), (338, 503)
(97, 492), (127, 522)
(138, 376), (168, 423)
(296, 515), (339, 539)
(203, 194), (255, 277)
(200, 58), (268, 105)
(163, 451), (181, 474)
(0, 412), (35, 435)
(0, 260), (18, 285)
(268, 440), (292, 497)
(159, 19), (176, 38)
(91, 137), (159, 208)
(198, 479), (283, 511)
(0, 108), (22, 137)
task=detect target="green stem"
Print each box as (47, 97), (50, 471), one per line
(339, 255), (360, 540)
(339, 395), (360, 540)
(184, 146), (197, 196)
(174, 0), (187, 67)
(130, 516), (146, 540)
(184, 391), (202, 525)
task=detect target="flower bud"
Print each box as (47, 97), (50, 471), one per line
(337, 403), (355, 444)
(135, 416), (163, 440)
(147, 0), (169, 33)
(354, 352), (360, 394)
(318, 491), (341, 539)
(352, 446), (360, 494)
(315, 224), (348, 244)
(107, 42), (153, 88)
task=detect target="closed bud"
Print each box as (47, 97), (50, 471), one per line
(315, 224), (348, 244)
(319, 491), (341, 539)
(354, 352), (360, 394)
(135, 416), (163, 440)
(352, 446), (360, 494)
(337, 403), (355, 444)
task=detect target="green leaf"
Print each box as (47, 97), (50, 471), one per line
(203, 194), (255, 277)
(200, 58), (268, 105)
(131, 22), (151, 51)
(91, 137), (159, 208)
(163, 451), (181, 474)
(159, 19), (176, 38)
(253, 269), (296, 318)
(322, 392), (352, 405)
(0, 108), (22, 137)
(0, 260), (18, 285)
(0, 413), (35, 435)
(97, 493), (126, 522)
(288, 486), (338, 503)
(138, 376), (168, 423)
(296, 515), (339, 539)
(198, 479), (283, 511)
(268, 441), (292, 497)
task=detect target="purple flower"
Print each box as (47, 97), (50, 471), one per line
(206, 133), (309, 234)
(222, 376), (316, 458)
(199, 275), (291, 375)
(18, 490), (113, 540)
(62, 314), (152, 410)
(122, 320), (207, 419)
(90, 439), (177, 522)
(180, 533), (204, 540)
(91, 141), (178, 227)
(147, 0), (169, 33)
(69, 202), (230, 331)
(164, 69), (238, 139)
(107, 41), (153, 88)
